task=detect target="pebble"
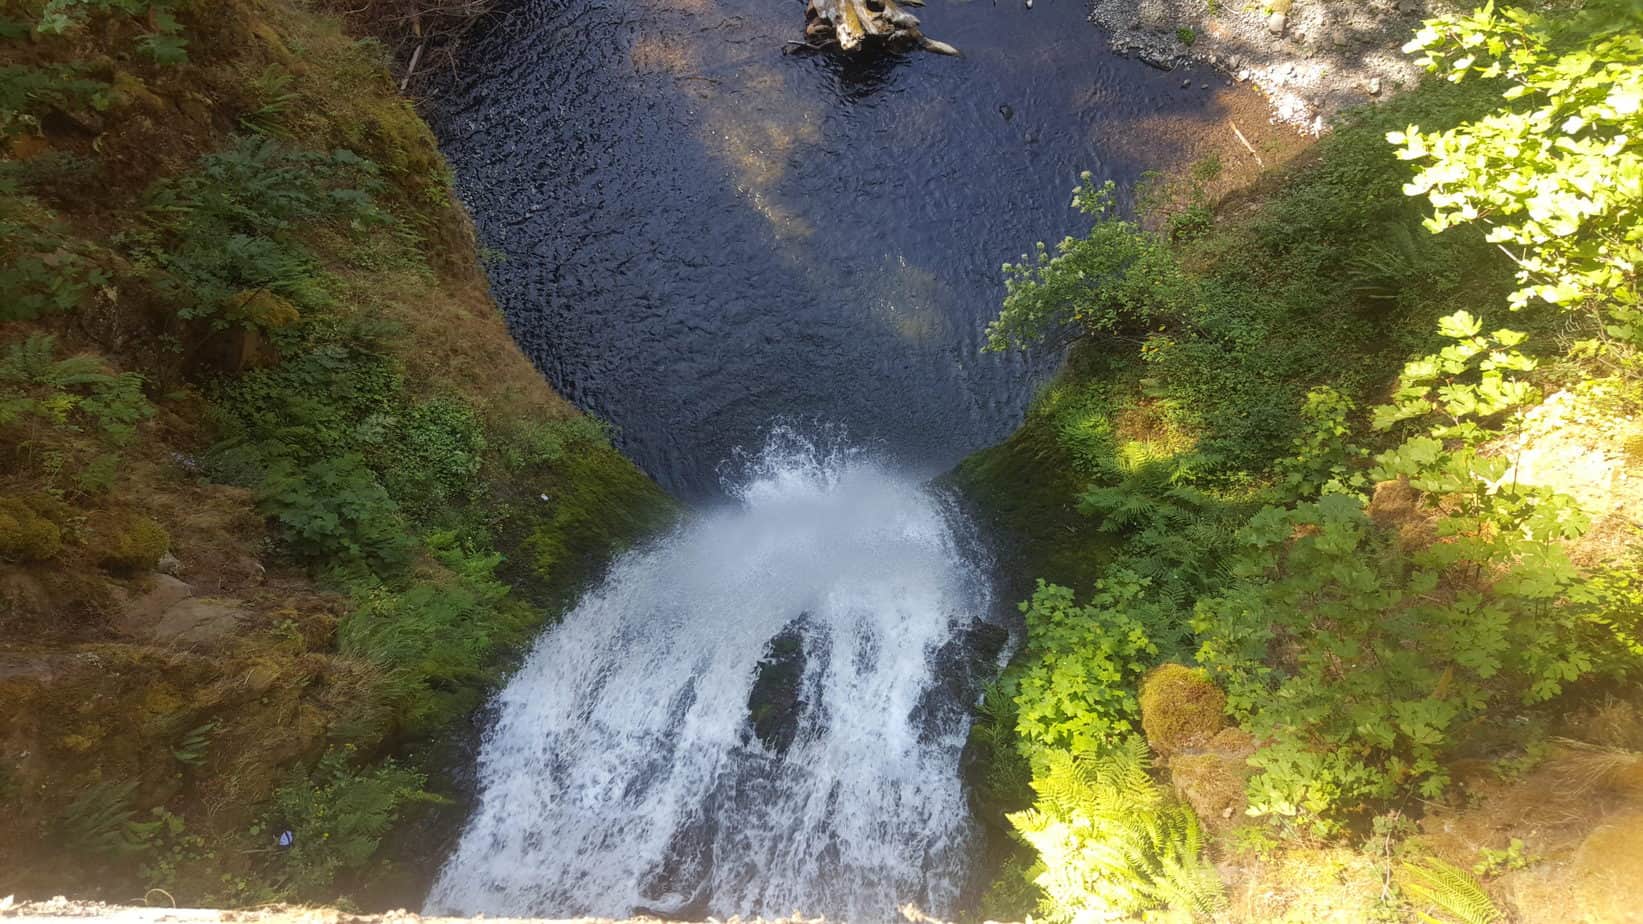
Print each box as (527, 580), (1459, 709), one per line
(1266, 11), (1287, 35)
(1368, 76), (1383, 95)
(1182, 78), (1193, 88)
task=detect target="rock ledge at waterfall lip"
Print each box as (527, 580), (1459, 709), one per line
(0, 898), (827, 924)
(1087, 0), (1459, 134)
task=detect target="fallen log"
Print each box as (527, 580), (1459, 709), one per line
(802, 0), (958, 55)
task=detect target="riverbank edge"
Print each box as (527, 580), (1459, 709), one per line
(0, 0), (675, 907)
(1086, 0), (1453, 133)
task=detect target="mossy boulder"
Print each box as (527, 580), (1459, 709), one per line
(1169, 726), (1256, 831)
(1139, 662), (1227, 755)
(0, 496), (64, 562)
(93, 511), (171, 573)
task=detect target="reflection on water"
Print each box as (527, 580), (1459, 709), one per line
(427, 0), (1244, 495)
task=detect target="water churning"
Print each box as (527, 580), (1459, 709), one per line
(428, 433), (996, 921)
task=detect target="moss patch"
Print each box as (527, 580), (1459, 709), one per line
(1139, 662), (1227, 756)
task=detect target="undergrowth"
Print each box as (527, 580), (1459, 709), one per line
(965, 3), (1643, 918)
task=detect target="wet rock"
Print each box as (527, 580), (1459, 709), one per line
(747, 620), (809, 755)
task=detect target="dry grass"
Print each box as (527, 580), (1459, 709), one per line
(329, 0), (499, 79)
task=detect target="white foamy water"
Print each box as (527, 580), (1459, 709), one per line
(426, 432), (992, 921)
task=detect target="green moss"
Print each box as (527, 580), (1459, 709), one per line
(513, 441), (676, 605)
(0, 495), (65, 561)
(1139, 663), (1227, 756)
(93, 511), (170, 573)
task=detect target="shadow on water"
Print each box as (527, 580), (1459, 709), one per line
(426, 0), (1258, 497)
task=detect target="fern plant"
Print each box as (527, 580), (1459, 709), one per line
(1400, 856), (1504, 924)
(130, 137), (387, 329)
(1008, 738), (1226, 923)
(1078, 450), (1243, 605)
(0, 334), (152, 491)
(54, 779), (158, 857)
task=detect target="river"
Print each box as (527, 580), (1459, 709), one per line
(424, 1), (1259, 917)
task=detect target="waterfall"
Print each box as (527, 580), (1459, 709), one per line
(425, 431), (996, 921)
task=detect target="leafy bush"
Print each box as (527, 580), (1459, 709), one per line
(984, 177), (1194, 352)
(985, 78), (1510, 470)
(0, 190), (113, 321)
(0, 64), (109, 141)
(339, 532), (531, 734)
(1008, 738), (1225, 923)
(54, 779), (157, 857)
(496, 414), (611, 471)
(1187, 316), (1620, 831)
(1275, 386), (1369, 500)
(132, 138), (386, 328)
(36, 0), (190, 64)
(366, 397), (486, 520)
(1008, 573), (1166, 755)
(256, 453), (412, 574)
(265, 749), (439, 896)
(1394, 0), (1643, 349)
(0, 333), (151, 491)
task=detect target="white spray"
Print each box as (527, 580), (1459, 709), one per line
(426, 431), (992, 921)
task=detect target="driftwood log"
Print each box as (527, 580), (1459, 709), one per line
(802, 0), (959, 55)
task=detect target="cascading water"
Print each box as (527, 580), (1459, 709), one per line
(426, 432), (1000, 921)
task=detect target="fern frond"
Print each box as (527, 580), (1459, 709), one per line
(1401, 856), (1504, 924)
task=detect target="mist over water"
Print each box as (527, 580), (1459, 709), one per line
(427, 432), (997, 921)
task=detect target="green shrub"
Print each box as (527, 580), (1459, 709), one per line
(131, 137), (387, 329)
(35, 0), (189, 63)
(1008, 738), (1226, 923)
(0, 334), (152, 489)
(1137, 663), (1226, 756)
(265, 749), (439, 897)
(984, 177), (1194, 353)
(1009, 572), (1166, 755)
(256, 453), (412, 573)
(0, 64), (109, 141)
(497, 414), (610, 471)
(1395, 0), (1643, 350)
(984, 78), (1511, 472)
(0, 191), (112, 321)
(339, 532), (531, 734)
(366, 396), (487, 520)
(54, 779), (158, 857)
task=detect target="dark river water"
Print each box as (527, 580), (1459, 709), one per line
(428, 0), (1242, 496)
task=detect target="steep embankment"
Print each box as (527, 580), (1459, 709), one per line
(950, 4), (1643, 920)
(1, 0), (672, 907)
